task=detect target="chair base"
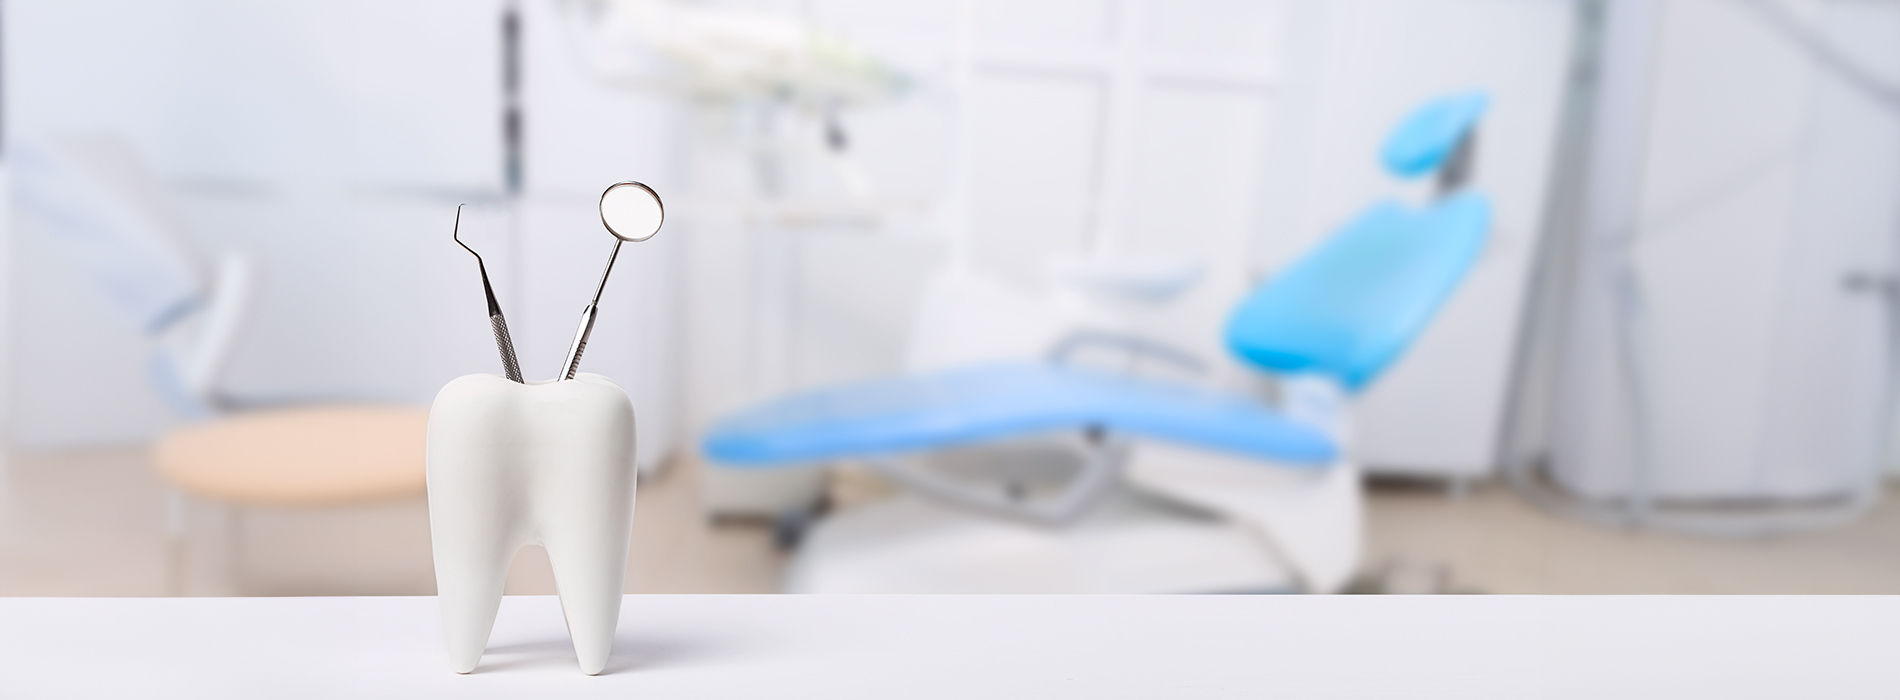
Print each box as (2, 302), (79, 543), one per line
(785, 491), (1298, 594)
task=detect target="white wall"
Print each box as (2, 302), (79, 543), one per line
(4, 0), (682, 470)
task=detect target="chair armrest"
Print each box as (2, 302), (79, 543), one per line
(1046, 329), (1208, 376)
(868, 433), (1129, 525)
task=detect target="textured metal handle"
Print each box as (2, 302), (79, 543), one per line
(490, 313), (523, 383)
(560, 304), (598, 380)
(566, 338), (588, 378)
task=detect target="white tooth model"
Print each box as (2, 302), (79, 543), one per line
(426, 373), (638, 675)
(427, 182), (661, 675)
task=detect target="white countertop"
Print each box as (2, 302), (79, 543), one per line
(0, 595), (1893, 699)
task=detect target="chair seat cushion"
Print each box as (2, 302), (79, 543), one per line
(153, 405), (429, 506)
(703, 361), (1336, 468)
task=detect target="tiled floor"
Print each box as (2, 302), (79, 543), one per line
(3, 446), (1897, 596)
(1362, 478), (1900, 594)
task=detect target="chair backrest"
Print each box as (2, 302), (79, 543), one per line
(11, 135), (205, 334)
(11, 134), (253, 417)
(1224, 93), (1491, 392)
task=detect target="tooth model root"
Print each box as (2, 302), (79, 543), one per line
(426, 373), (638, 676)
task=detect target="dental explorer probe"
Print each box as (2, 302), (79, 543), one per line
(558, 181), (664, 380)
(452, 205), (524, 383)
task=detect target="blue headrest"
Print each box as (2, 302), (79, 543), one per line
(1224, 193), (1491, 391)
(1381, 91), (1489, 178)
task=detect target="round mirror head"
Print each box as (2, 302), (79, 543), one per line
(600, 181), (664, 242)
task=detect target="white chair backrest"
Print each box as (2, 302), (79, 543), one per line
(11, 134), (204, 334)
(11, 133), (254, 416)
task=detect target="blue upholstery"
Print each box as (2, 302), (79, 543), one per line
(1381, 91), (1488, 178)
(704, 361), (1337, 467)
(701, 91), (1492, 469)
(1225, 192), (1491, 391)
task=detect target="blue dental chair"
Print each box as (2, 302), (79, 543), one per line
(704, 92), (1493, 593)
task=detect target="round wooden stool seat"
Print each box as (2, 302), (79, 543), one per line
(154, 405), (430, 507)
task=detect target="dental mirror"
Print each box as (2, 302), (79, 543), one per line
(558, 181), (665, 380)
(600, 181), (664, 242)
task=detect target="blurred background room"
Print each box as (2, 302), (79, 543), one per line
(4, 0), (1900, 597)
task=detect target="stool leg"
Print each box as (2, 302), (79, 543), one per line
(165, 489), (188, 596)
(227, 503), (245, 596)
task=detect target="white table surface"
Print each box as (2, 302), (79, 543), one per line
(0, 595), (1894, 699)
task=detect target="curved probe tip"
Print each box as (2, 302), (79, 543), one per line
(452, 204), (481, 261)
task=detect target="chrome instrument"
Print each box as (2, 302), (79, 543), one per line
(558, 181), (664, 380)
(452, 205), (524, 383)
